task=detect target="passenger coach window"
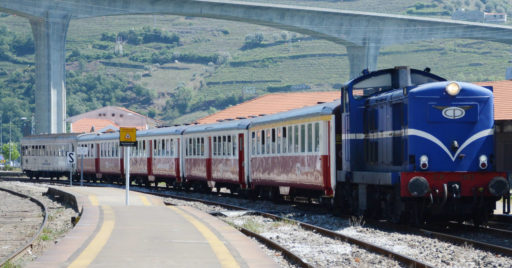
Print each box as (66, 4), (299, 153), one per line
(213, 137), (217, 156)
(314, 122), (320, 152)
(294, 125), (299, 153)
(219, 136), (223, 156)
(260, 130), (265, 154)
(271, 129), (276, 154)
(232, 135), (237, 156)
(200, 137), (205, 156)
(287, 126), (293, 153)
(307, 123), (313, 153)
(277, 128), (281, 154)
(251, 132), (255, 155)
(301, 125), (306, 153)
(282, 127), (287, 153)
(193, 138), (197, 156)
(254, 132), (259, 155)
(227, 136), (232, 156)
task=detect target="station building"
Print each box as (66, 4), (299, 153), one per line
(67, 106), (161, 133)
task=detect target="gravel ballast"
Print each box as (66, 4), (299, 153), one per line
(0, 181), (78, 267)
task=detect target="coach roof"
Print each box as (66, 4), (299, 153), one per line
(249, 100), (340, 128)
(137, 126), (187, 137)
(184, 119), (252, 134)
(77, 132), (119, 142)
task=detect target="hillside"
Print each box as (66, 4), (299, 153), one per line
(0, 0), (511, 142)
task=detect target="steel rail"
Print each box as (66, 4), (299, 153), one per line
(491, 214), (512, 224)
(365, 219), (512, 258)
(238, 228), (313, 268)
(7, 178), (432, 267)
(9, 177), (510, 262)
(0, 187), (48, 267)
(417, 228), (512, 257)
(161, 195), (432, 268)
(445, 222), (512, 240)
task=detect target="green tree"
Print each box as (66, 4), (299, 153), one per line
(2, 143), (19, 162)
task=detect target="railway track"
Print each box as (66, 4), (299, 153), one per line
(4, 176), (512, 267)
(0, 187), (48, 267)
(154, 191), (432, 267)
(1, 177), (429, 267)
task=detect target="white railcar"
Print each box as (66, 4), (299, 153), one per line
(21, 133), (80, 179)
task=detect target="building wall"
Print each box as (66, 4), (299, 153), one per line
(67, 106), (159, 129)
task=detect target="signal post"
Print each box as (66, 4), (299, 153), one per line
(120, 127), (136, 206)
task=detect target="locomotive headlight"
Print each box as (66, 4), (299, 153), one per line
(479, 155), (488, 169)
(488, 176), (510, 197)
(420, 155), (429, 170)
(445, 82), (461, 96)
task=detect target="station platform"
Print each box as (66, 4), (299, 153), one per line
(28, 186), (278, 268)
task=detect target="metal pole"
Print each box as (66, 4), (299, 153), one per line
(80, 153), (84, 186)
(1, 113), (3, 149)
(9, 118), (11, 164)
(70, 165), (73, 186)
(125, 146), (130, 206)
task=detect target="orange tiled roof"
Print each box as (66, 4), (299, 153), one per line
(71, 118), (119, 133)
(474, 80), (512, 121)
(196, 91), (340, 124)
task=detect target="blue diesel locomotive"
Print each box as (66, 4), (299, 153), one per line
(338, 66), (510, 224)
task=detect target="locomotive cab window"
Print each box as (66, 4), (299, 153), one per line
(351, 73), (392, 99)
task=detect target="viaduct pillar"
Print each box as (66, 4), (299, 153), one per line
(30, 11), (70, 134)
(347, 44), (380, 79)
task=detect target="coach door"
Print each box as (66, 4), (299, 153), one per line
(206, 136), (212, 182)
(238, 133), (246, 189)
(175, 138), (181, 182)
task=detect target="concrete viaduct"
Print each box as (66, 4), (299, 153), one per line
(1, 0), (512, 134)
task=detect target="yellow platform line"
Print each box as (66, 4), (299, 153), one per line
(169, 206), (239, 268)
(138, 195), (152, 206)
(68, 205), (115, 268)
(88, 195), (99, 206)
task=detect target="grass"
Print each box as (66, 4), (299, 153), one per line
(270, 217), (297, 228)
(241, 219), (263, 234)
(39, 227), (54, 241)
(1, 261), (19, 268)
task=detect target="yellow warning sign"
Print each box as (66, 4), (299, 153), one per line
(120, 127), (137, 146)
